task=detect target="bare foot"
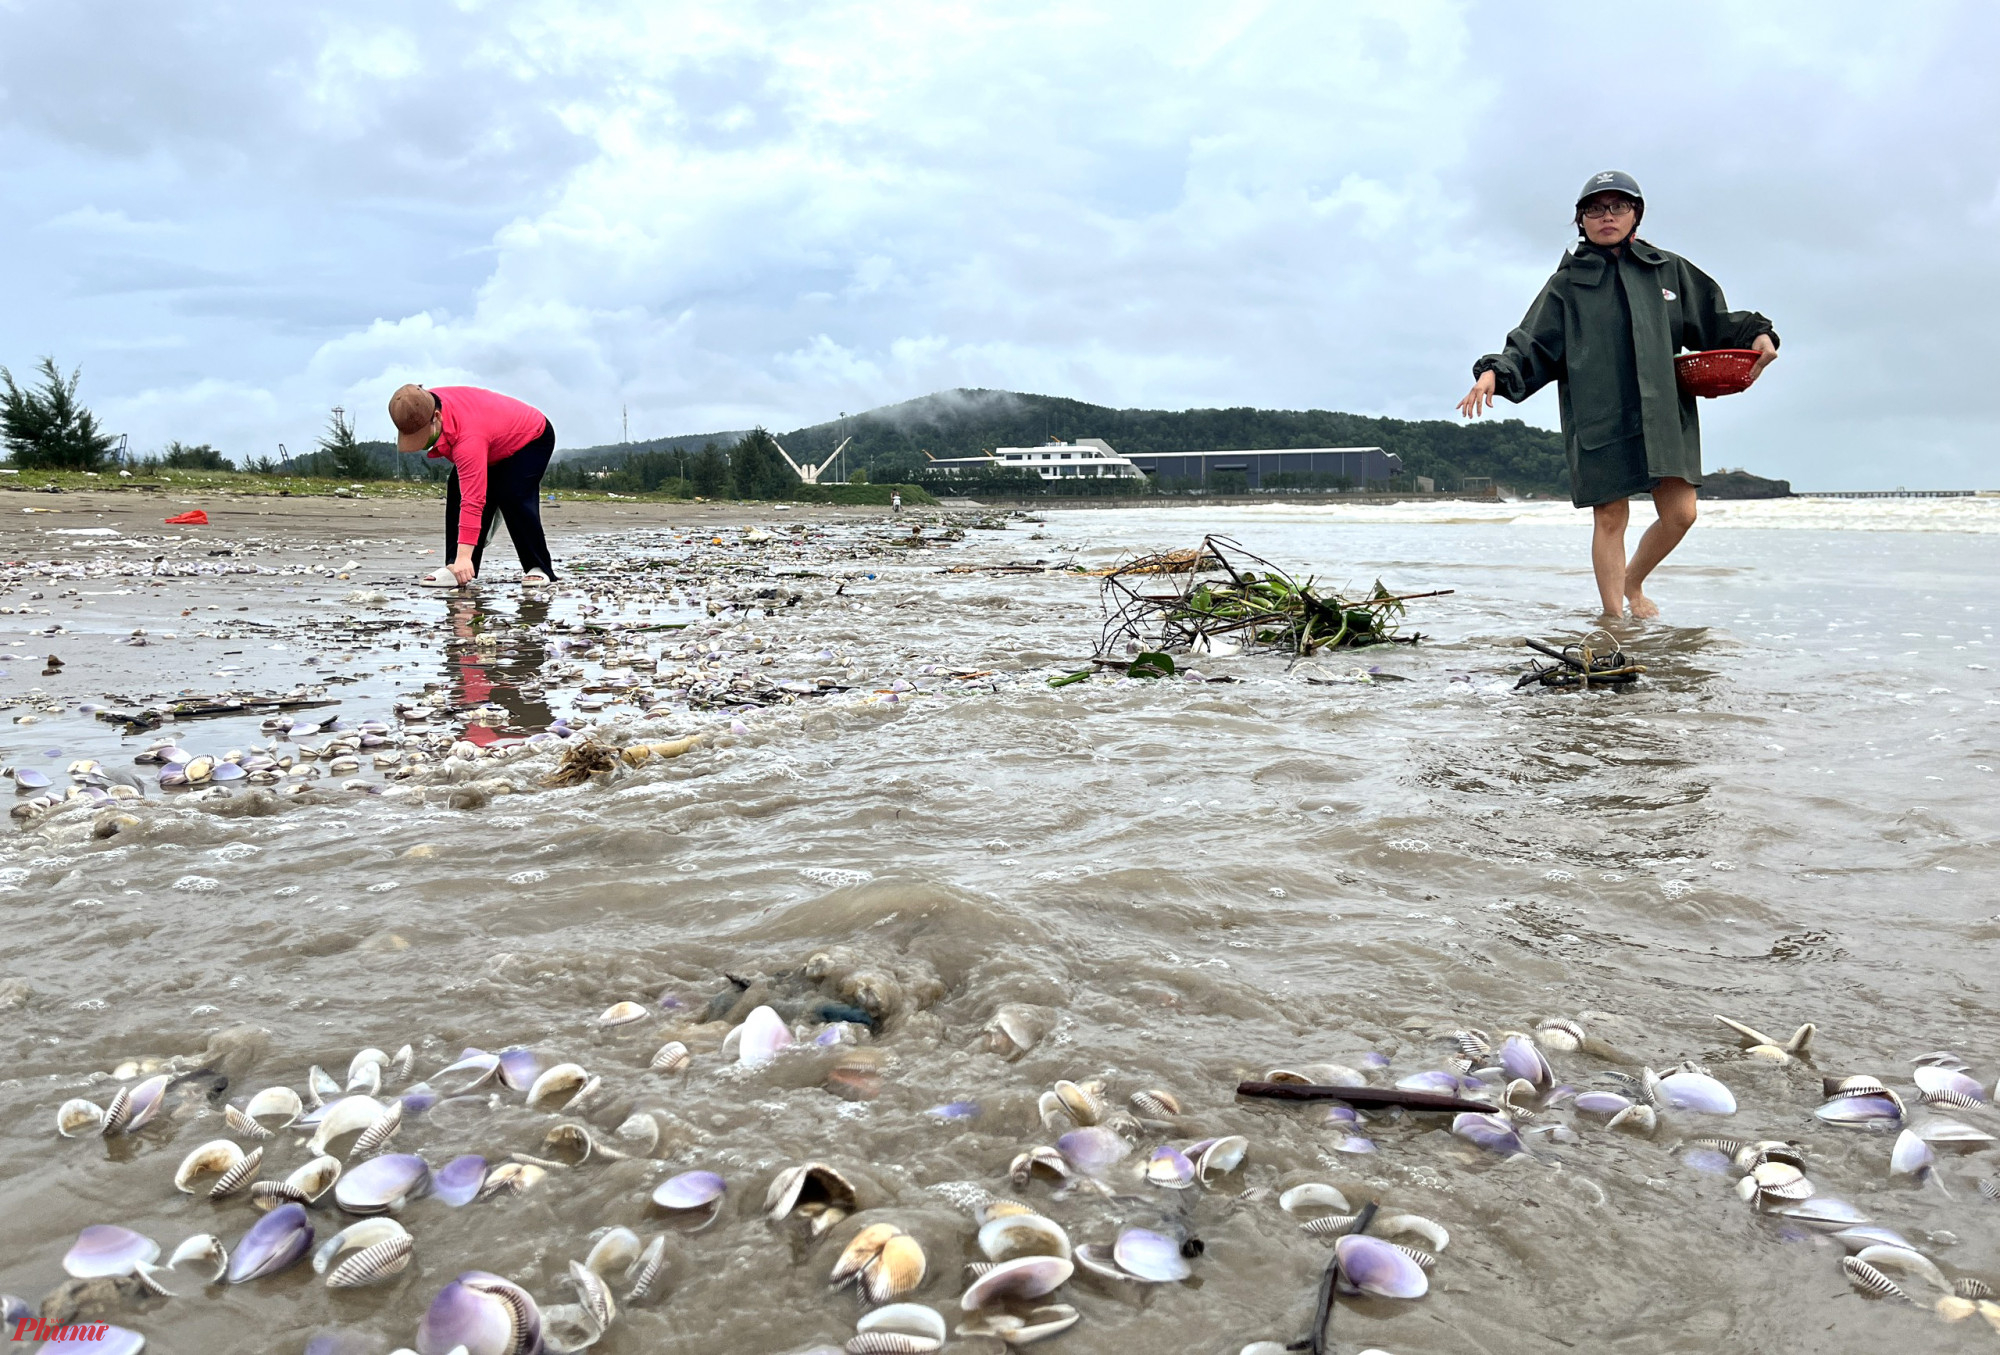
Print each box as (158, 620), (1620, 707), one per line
(1625, 591), (1660, 619)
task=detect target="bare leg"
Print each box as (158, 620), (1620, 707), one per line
(1623, 477), (1698, 619)
(1591, 498), (1630, 619)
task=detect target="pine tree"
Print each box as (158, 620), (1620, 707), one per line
(317, 407), (375, 480)
(0, 357), (117, 470)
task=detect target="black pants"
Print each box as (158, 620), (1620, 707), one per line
(445, 420), (556, 578)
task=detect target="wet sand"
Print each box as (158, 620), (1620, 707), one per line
(2, 494), (1998, 1355)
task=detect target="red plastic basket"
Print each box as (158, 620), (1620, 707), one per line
(1675, 348), (1762, 398)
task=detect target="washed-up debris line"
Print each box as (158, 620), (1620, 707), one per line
(1515, 634), (1644, 691)
(1098, 535), (1449, 660)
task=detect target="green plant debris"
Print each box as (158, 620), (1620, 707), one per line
(1098, 535), (1449, 660)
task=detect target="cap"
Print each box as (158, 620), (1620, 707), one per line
(389, 384), (437, 452)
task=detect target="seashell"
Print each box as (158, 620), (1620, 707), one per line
(1774, 1196), (1868, 1228)
(655, 1170), (726, 1212)
(626, 1234), (668, 1304)
(228, 1203), (314, 1283)
(1144, 1145), (1195, 1188)
(306, 1065), (342, 1106)
(1334, 1233), (1428, 1299)
(1129, 1089), (1181, 1119)
(1280, 1183), (1353, 1215)
(1375, 1213), (1450, 1253)
(348, 1048), (389, 1088)
(833, 1223), (902, 1288)
(387, 1044), (414, 1082)
(1890, 1129), (1935, 1180)
(849, 1302), (946, 1355)
(1497, 1033), (1553, 1091)
(477, 1162), (546, 1198)
(1606, 1103), (1658, 1136)
(347, 1062), (382, 1096)
(957, 1303), (1079, 1346)
(496, 1048), (544, 1091)
(224, 1104), (272, 1140)
(1052, 1080), (1106, 1127)
(766, 1161), (857, 1221)
(208, 1145), (263, 1200)
(1815, 1092), (1905, 1126)
(1192, 1134), (1247, 1184)
(1035, 1091), (1068, 1131)
(649, 1041), (690, 1073)
(586, 1227), (643, 1280)
(1957, 1278), (1997, 1300)
(282, 1155), (343, 1205)
(399, 1082), (439, 1118)
(418, 1271), (545, 1355)
(436, 1050), (501, 1093)
(569, 1257), (617, 1331)
(313, 1218), (413, 1288)
(167, 1232), (229, 1284)
(1916, 1117), (1997, 1146)
(1396, 1069), (1472, 1097)
(736, 1005), (793, 1068)
(1574, 1091), (1635, 1117)
(1535, 1018), (1586, 1052)
(977, 1212), (1071, 1263)
(1855, 1244), (1950, 1296)
(981, 1004), (1052, 1059)
(1111, 1226), (1190, 1283)
(349, 1099), (403, 1158)
(1914, 1051), (1973, 1072)
(333, 1153), (432, 1214)
(57, 1097), (106, 1137)
(598, 1001), (648, 1027)
(1744, 1161), (1813, 1203)
(1298, 1214), (1364, 1238)
(1453, 1028), (1492, 1059)
(1009, 1147), (1069, 1187)
(1451, 1112), (1525, 1157)
(184, 755), (216, 783)
(250, 1182), (310, 1210)
(64, 1225), (159, 1278)
(102, 1073), (171, 1135)
(1914, 1065), (1987, 1105)
(1657, 1071), (1737, 1116)
(540, 1300), (603, 1353)
(526, 1062), (591, 1111)
(925, 1100), (979, 1121)
(960, 1255), (1073, 1308)
(864, 1234), (927, 1304)
(309, 1095), (387, 1155)
(1834, 1226), (1917, 1252)
(1056, 1126), (1129, 1177)
(546, 1121), (627, 1165)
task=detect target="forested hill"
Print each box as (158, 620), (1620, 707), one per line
(561, 389), (1567, 494)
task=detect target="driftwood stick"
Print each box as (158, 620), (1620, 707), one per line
(1235, 1081), (1495, 1113)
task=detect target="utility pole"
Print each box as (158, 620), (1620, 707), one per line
(622, 405), (629, 443)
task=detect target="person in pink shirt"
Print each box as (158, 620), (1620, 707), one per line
(388, 383), (557, 587)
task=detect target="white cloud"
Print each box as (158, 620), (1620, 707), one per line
(0, 0), (1995, 486)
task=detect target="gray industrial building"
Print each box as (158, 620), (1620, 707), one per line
(1123, 446), (1402, 488)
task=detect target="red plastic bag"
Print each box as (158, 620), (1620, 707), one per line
(165, 510), (209, 525)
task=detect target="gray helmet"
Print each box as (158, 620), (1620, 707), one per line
(1576, 169), (1643, 207)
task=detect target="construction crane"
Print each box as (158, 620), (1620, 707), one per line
(772, 436), (852, 486)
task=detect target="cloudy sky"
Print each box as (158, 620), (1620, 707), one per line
(1, 1), (1992, 487)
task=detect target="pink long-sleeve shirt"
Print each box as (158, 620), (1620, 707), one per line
(426, 386), (549, 545)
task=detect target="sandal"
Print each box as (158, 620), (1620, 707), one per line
(418, 567), (465, 588)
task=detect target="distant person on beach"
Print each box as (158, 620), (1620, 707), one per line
(1457, 171), (1778, 619)
(891, 490), (902, 513)
(389, 383), (557, 588)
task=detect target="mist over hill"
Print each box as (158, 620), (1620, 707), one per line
(557, 389), (1569, 494)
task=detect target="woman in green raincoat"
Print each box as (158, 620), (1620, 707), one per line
(1458, 171), (1778, 619)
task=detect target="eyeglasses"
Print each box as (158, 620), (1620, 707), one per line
(1580, 199), (1637, 220)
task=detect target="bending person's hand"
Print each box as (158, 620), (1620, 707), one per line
(448, 548), (476, 586)
(1458, 370), (1497, 419)
(1746, 333), (1778, 383)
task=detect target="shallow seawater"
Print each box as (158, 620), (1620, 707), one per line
(3, 499), (1999, 1354)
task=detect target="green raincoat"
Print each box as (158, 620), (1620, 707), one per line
(1475, 238), (1777, 507)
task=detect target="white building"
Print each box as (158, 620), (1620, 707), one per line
(926, 438), (1144, 480)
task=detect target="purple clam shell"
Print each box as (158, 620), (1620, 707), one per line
(1145, 1146), (1195, 1187)
(1574, 1091), (1635, 1116)
(1657, 1072), (1736, 1115)
(417, 1272), (540, 1355)
(1113, 1226), (1191, 1282)
(1680, 1146), (1735, 1174)
(1333, 1135), (1377, 1155)
(1324, 1104), (1359, 1124)
(1395, 1070), (1465, 1096)
(496, 1048), (544, 1091)
(334, 1153), (432, 1214)
(652, 1170), (725, 1210)
(400, 1085), (440, 1117)
(1499, 1034), (1552, 1089)
(434, 1154), (488, 1206)
(210, 761), (246, 781)
(1335, 1233), (1429, 1299)
(12, 767), (51, 790)
(1913, 1065), (1986, 1103)
(228, 1202), (314, 1282)
(924, 1100), (979, 1121)
(1815, 1093), (1903, 1126)
(44, 1326), (145, 1355)
(1451, 1112), (1526, 1157)
(1056, 1126), (1130, 1176)
(63, 1225), (158, 1278)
